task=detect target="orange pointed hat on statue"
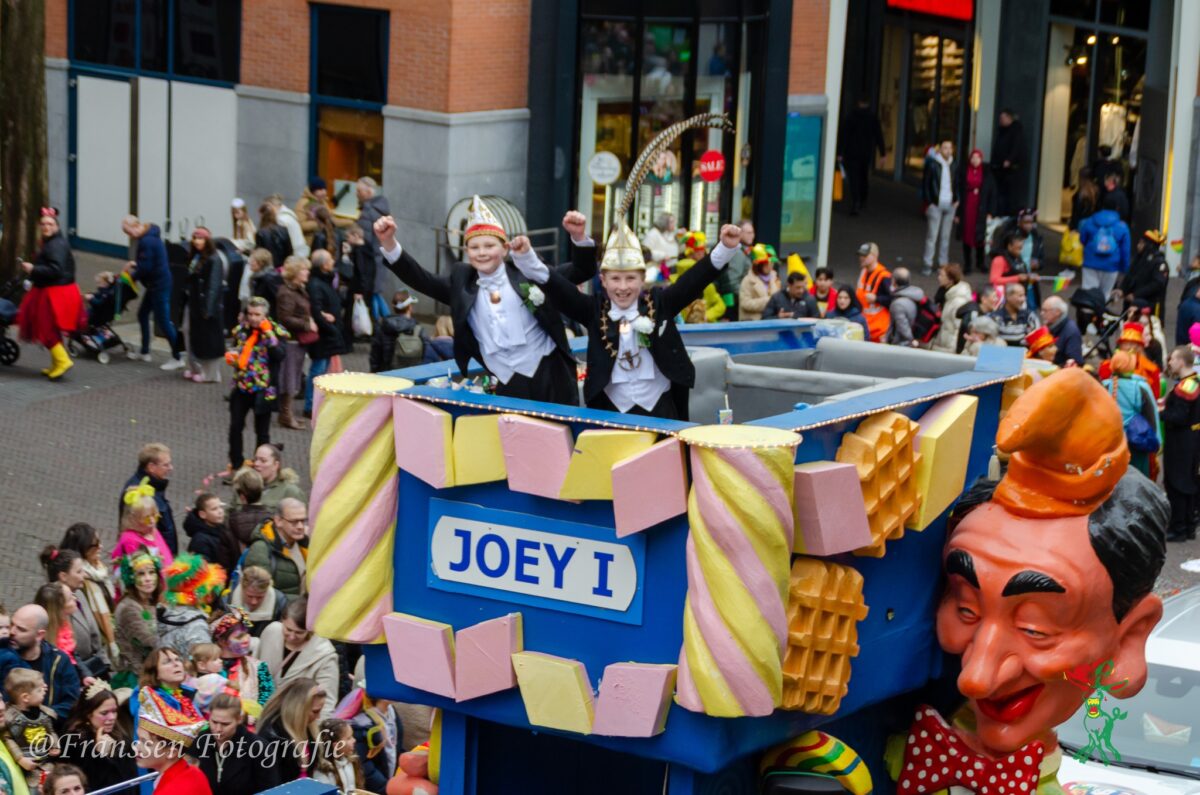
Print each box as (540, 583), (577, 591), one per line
(463, 195), (507, 244)
(992, 367), (1129, 517)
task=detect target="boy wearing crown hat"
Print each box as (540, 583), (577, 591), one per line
(508, 222), (742, 419)
(373, 200), (597, 405)
(135, 687), (211, 794)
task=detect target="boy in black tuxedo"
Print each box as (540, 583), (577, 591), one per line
(373, 198), (595, 405)
(508, 222), (742, 420)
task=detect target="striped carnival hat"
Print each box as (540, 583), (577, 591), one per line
(463, 195), (507, 244)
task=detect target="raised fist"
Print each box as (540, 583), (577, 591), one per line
(373, 216), (397, 248)
(562, 211), (588, 242)
(719, 223), (742, 249)
(510, 235), (532, 255)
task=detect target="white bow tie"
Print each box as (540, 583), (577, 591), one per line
(478, 269), (508, 293)
(608, 304), (640, 323)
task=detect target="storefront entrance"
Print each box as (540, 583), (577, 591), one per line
(877, 17), (969, 183)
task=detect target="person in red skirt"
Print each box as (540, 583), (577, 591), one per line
(17, 207), (86, 379)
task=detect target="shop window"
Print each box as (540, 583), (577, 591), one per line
(316, 106), (384, 188)
(1049, 0), (1097, 21)
(71, 0), (240, 82)
(173, 0), (241, 82)
(72, 0), (137, 68)
(577, 20), (637, 239)
(1099, 0), (1149, 31)
(313, 4), (389, 104)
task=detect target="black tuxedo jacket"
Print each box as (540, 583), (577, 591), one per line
(540, 255), (721, 419)
(383, 242), (596, 378)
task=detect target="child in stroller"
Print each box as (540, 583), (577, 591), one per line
(0, 277), (24, 365)
(70, 270), (139, 364)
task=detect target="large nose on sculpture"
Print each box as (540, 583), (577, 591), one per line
(957, 621), (1023, 699)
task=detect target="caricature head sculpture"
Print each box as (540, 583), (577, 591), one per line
(937, 367), (1167, 756)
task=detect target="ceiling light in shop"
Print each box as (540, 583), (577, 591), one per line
(1112, 36), (1120, 44)
(1076, 56), (1088, 65)
(1086, 34), (1097, 45)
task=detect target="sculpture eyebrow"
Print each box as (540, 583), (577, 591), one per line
(1002, 570), (1066, 597)
(945, 550), (979, 588)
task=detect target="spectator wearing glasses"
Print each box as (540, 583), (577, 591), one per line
(242, 498), (309, 597)
(119, 443), (179, 556)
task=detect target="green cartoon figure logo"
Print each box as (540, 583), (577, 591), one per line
(1066, 660), (1127, 765)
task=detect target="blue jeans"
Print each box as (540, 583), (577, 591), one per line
(306, 357), (330, 413)
(138, 285), (180, 358)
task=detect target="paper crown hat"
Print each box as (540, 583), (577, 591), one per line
(137, 687), (207, 747)
(992, 367), (1129, 517)
(463, 195), (507, 243)
(601, 224), (646, 271)
(1024, 326), (1056, 357)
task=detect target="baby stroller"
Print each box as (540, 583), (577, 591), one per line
(1070, 287), (1122, 361)
(69, 274), (138, 364)
(0, 277), (24, 366)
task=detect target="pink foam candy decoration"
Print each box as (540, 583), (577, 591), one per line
(1190, 322), (1200, 348)
(382, 613), (456, 699)
(592, 662), (678, 737)
(498, 414), (573, 499)
(611, 439), (688, 537)
(792, 461), (873, 555)
(392, 397), (454, 489)
(454, 613), (523, 702)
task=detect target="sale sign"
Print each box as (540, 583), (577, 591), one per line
(699, 150), (726, 182)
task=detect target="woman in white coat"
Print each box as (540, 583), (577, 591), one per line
(930, 263), (973, 352)
(256, 597), (339, 722)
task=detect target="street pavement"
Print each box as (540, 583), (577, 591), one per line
(1, 221), (1198, 612)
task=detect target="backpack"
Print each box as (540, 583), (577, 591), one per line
(227, 545), (278, 594)
(1094, 222), (1117, 255)
(910, 296), (942, 344)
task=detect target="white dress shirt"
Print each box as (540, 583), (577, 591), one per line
(512, 239), (737, 414)
(381, 242), (553, 383)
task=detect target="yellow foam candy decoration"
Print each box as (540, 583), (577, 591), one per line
(908, 395), (978, 530)
(512, 651), (595, 734)
(453, 413), (507, 485)
(559, 429), (657, 501)
(675, 425), (799, 718)
(307, 373), (412, 644)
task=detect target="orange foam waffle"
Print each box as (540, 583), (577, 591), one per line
(781, 558), (868, 715)
(835, 411), (922, 557)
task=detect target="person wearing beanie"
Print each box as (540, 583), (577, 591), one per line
(508, 221), (742, 420)
(1098, 321), (1161, 399)
(896, 369), (1167, 795)
(373, 201), (598, 405)
(184, 227), (227, 384)
(295, 177), (352, 248)
(157, 553), (226, 659)
(738, 242), (781, 321)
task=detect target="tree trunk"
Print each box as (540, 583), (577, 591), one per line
(0, 0), (49, 284)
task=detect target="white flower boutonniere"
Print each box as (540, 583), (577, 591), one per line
(518, 283), (545, 313)
(631, 315), (654, 348)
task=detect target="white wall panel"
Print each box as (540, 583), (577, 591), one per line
(136, 77), (170, 231)
(169, 82), (237, 238)
(76, 76), (131, 245)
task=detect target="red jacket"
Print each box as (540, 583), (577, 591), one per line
(156, 758), (213, 795)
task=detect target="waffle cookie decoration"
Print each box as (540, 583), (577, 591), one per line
(675, 425), (800, 718)
(835, 411), (922, 557)
(1000, 371), (1032, 420)
(780, 558), (868, 715)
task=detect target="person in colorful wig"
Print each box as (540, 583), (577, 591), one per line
(373, 200), (597, 405)
(157, 554), (226, 659)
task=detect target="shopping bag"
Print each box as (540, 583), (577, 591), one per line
(352, 296), (373, 337)
(1059, 230), (1083, 268)
(833, 165), (845, 202)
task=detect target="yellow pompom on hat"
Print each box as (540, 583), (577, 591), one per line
(463, 195), (507, 244)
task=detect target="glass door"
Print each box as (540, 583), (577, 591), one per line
(902, 31), (965, 181)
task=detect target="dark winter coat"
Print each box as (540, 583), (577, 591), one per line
(228, 503), (272, 551)
(121, 469), (179, 555)
(216, 237), (247, 330)
(252, 269), (283, 318)
(187, 251), (227, 359)
(132, 225), (171, 290)
(193, 725), (283, 795)
(57, 729), (138, 791)
(348, 243), (377, 297)
(369, 314), (424, 373)
(838, 106), (885, 161)
(992, 119), (1027, 172)
(0, 641), (81, 724)
(184, 510), (239, 574)
(256, 224), (292, 268)
(1049, 315), (1084, 367)
(1120, 247), (1169, 313)
(1161, 374), (1200, 495)
(1178, 287), (1200, 347)
(30, 232), (77, 287)
(306, 267), (349, 359)
(921, 156), (958, 206)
